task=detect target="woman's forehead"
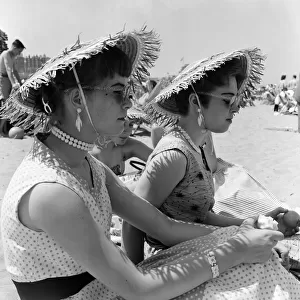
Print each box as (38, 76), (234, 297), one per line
(100, 75), (129, 88)
(214, 76), (238, 95)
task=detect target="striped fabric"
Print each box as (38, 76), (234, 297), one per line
(213, 158), (288, 218)
(213, 158), (300, 276)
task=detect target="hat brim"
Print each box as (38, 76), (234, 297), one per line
(1, 27), (160, 133)
(145, 48), (265, 126)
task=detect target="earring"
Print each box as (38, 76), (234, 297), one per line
(75, 108), (82, 132)
(197, 109), (207, 133)
(197, 109), (203, 127)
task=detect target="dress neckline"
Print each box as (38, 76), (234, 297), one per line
(31, 137), (98, 194)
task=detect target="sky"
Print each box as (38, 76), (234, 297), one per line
(1, 0), (300, 84)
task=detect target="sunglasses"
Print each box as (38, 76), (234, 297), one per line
(81, 85), (133, 103)
(196, 92), (238, 106)
(64, 84), (134, 104)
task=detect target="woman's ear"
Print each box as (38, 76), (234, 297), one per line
(188, 93), (200, 112)
(68, 88), (83, 109)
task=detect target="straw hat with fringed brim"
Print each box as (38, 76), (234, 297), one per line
(127, 106), (152, 124)
(144, 48), (265, 126)
(0, 27), (160, 134)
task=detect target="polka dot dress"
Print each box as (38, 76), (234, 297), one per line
(145, 131), (218, 251)
(1, 138), (118, 299)
(139, 226), (300, 300)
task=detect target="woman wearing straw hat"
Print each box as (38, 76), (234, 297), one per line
(0, 30), (298, 299)
(123, 48), (300, 295)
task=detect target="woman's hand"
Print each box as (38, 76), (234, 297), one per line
(265, 207), (288, 219)
(273, 241), (290, 270)
(276, 211), (300, 237)
(231, 217), (284, 264)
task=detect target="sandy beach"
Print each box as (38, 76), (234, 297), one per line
(0, 102), (299, 299)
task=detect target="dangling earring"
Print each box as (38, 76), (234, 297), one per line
(197, 108), (204, 127)
(190, 84), (207, 134)
(75, 108), (82, 132)
(197, 108), (207, 133)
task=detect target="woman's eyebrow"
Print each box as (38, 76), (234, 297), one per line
(110, 83), (125, 88)
(221, 92), (235, 96)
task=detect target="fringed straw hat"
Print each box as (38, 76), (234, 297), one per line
(145, 48), (265, 126)
(0, 27), (160, 134)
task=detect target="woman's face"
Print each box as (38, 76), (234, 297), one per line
(111, 119), (134, 146)
(86, 74), (132, 137)
(202, 75), (239, 133)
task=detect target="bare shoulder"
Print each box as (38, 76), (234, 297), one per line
(19, 182), (86, 231)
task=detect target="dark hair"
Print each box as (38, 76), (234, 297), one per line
(293, 75), (297, 79)
(149, 79), (157, 90)
(34, 46), (132, 115)
(12, 39), (25, 49)
(162, 58), (245, 116)
(280, 74), (286, 80)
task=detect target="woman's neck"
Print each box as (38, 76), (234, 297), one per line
(43, 134), (89, 169)
(177, 122), (208, 147)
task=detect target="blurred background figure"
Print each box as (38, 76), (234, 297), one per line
(288, 74), (298, 91)
(0, 39), (25, 136)
(274, 74), (288, 115)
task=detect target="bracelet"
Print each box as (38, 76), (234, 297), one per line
(206, 251), (220, 278)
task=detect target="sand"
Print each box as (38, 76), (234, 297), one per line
(0, 102), (299, 299)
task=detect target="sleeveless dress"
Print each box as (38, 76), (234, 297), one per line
(145, 130), (217, 251)
(136, 132), (300, 299)
(1, 138), (119, 299)
(2, 138), (300, 299)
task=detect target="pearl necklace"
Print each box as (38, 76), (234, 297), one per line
(51, 126), (94, 151)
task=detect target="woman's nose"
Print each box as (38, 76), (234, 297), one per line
(123, 96), (133, 110)
(230, 102), (240, 113)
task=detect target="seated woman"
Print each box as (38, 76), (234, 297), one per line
(150, 125), (286, 219)
(90, 118), (152, 176)
(1, 30), (299, 299)
(123, 48), (299, 265)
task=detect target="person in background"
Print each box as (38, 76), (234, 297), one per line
(0, 39), (25, 135)
(274, 74), (288, 115)
(91, 118), (152, 176)
(288, 74), (298, 91)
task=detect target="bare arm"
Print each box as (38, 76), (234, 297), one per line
(122, 221), (145, 264)
(123, 137), (152, 162)
(13, 64), (22, 84)
(204, 211), (244, 227)
(122, 150), (215, 263)
(107, 166), (215, 247)
(3, 53), (17, 86)
(22, 179), (284, 299)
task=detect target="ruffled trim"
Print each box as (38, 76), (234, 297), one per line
(145, 48), (265, 126)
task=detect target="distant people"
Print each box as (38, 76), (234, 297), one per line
(0, 39), (25, 135)
(294, 74), (300, 106)
(288, 74), (298, 91)
(274, 74), (288, 115)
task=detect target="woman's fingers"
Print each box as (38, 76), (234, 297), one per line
(265, 207), (288, 218)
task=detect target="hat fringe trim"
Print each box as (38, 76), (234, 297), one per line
(1, 27), (160, 134)
(146, 48), (265, 125)
(144, 102), (180, 126)
(130, 26), (161, 86)
(0, 93), (49, 133)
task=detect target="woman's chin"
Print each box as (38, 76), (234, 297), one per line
(210, 124), (231, 133)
